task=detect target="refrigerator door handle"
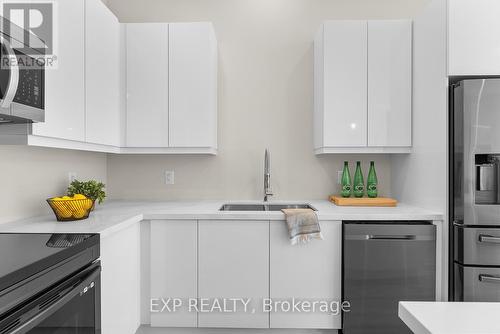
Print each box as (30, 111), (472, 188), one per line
(478, 234), (500, 244)
(479, 274), (500, 284)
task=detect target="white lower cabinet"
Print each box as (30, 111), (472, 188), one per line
(101, 223), (141, 334)
(147, 219), (342, 330)
(150, 220), (197, 327)
(198, 220), (270, 328)
(270, 221), (342, 329)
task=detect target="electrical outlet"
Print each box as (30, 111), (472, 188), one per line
(165, 171), (175, 185)
(337, 171), (343, 184)
(68, 172), (77, 184)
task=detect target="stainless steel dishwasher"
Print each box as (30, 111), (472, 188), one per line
(343, 222), (436, 334)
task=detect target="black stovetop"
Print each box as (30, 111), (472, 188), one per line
(0, 233), (99, 292)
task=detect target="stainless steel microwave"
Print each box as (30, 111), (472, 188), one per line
(0, 17), (45, 124)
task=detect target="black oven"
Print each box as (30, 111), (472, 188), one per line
(0, 234), (100, 334)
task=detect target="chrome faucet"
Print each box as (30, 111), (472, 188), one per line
(264, 149), (273, 202)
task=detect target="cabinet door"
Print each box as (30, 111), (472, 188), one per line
(367, 20), (412, 147)
(169, 23), (217, 148)
(32, 0), (85, 141)
(126, 23), (169, 147)
(198, 220), (269, 328)
(322, 21), (367, 147)
(101, 223), (141, 334)
(449, 0), (500, 75)
(85, 0), (121, 146)
(150, 220), (197, 327)
(269, 221), (342, 329)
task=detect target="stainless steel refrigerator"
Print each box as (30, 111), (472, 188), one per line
(451, 78), (500, 301)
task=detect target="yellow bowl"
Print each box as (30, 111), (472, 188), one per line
(47, 197), (95, 221)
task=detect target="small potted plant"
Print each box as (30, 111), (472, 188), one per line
(67, 180), (106, 210)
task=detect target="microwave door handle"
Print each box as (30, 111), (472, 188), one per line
(0, 36), (19, 108)
(9, 265), (100, 334)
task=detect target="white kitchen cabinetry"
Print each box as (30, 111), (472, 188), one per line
(85, 0), (121, 147)
(449, 0), (500, 75)
(269, 221), (342, 329)
(125, 23), (169, 148)
(0, 16), (217, 155)
(198, 220), (269, 328)
(125, 22), (217, 154)
(31, 0), (85, 142)
(150, 220), (197, 327)
(368, 20), (412, 148)
(168, 23), (217, 149)
(314, 20), (412, 154)
(314, 21), (367, 149)
(101, 223), (141, 334)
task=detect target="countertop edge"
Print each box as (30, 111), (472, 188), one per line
(398, 302), (432, 334)
(0, 201), (445, 236)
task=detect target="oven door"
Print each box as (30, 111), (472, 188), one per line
(0, 262), (101, 334)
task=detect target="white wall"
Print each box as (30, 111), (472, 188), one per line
(391, 0), (448, 213)
(105, 0), (429, 201)
(390, 0), (448, 299)
(0, 146), (107, 223)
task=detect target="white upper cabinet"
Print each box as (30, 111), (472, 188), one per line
(314, 21), (368, 149)
(125, 22), (217, 153)
(126, 23), (169, 148)
(314, 20), (412, 154)
(448, 0), (500, 75)
(367, 20), (412, 147)
(85, 0), (121, 147)
(169, 23), (217, 149)
(1, 15), (217, 154)
(32, 0), (85, 141)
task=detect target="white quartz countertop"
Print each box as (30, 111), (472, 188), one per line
(399, 302), (500, 334)
(0, 200), (443, 237)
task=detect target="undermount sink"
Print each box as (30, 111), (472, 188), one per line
(219, 203), (316, 211)
(219, 204), (266, 211)
(266, 204), (316, 211)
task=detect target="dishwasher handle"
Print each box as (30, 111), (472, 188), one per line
(344, 234), (435, 241)
(368, 235), (416, 240)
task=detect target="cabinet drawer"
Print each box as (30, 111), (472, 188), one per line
(455, 225), (500, 265)
(455, 264), (500, 302)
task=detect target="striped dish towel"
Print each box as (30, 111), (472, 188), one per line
(282, 208), (323, 245)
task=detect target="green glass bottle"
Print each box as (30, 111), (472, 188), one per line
(367, 161), (378, 198)
(341, 161), (352, 198)
(353, 161), (364, 198)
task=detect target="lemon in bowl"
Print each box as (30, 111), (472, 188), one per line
(47, 194), (95, 221)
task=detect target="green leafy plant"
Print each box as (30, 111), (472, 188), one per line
(67, 180), (106, 204)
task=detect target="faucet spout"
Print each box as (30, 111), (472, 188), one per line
(264, 149), (273, 202)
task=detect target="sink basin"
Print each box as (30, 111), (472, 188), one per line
(266, 204), (316, 211)
(219, 203), (316, 211)
(219, 204), (266, 211)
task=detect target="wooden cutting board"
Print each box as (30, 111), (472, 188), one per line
(329, 195), (398, 207)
